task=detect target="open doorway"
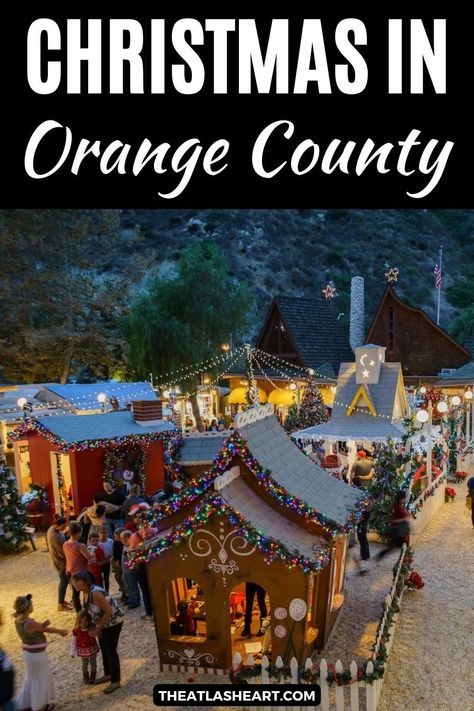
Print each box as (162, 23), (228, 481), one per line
(50, 452), (74, 517)
(168, 577), (207, 638)
(230, 582), (271, 663)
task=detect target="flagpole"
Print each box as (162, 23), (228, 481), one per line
(436, 245), (443, 325)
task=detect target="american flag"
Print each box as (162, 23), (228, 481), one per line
(434, 263), (442, 289)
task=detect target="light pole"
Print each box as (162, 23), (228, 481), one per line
(416, 400), (448, 487)
(97, 392), (107, 413)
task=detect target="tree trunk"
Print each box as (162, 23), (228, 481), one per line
(60, 345), (73, 384)
(189, 393), (205, 432)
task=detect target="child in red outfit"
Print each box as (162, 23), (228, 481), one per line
(87, 532), (105, 587)
(175, 600), (196, 635)
(70, 610), (99, 683)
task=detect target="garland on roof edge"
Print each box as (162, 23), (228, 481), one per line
(126, 492), (333, 574)
(150, 431), (370, 539)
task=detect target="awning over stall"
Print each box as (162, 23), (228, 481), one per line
(229, 387), (268, 404)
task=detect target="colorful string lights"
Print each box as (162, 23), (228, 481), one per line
(127, 492), (333, 574)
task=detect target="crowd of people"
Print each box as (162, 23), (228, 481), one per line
(6, 480), (161, 710)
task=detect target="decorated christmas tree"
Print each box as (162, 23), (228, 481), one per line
(0, 462), (29, 553)
(284, 378), (329, 433)
(368, 440), (408, 538)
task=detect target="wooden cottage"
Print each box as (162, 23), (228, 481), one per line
(223, 295), (353, 415)
(9, 406), (177, 523)
(127, 405), (365, 674)
(367, 284), (471, 383)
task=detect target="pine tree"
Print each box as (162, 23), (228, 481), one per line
(368, 440), (408, 538)
(284, 379), (329, 433)
(0, 463), (29, 553)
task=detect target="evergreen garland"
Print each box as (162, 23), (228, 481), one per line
(0, 463), (30, 553)
(284, 378), (329, 433)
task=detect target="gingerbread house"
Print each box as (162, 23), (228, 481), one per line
(127, 405), (366, 674)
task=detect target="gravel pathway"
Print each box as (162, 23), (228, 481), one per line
(378, 480), (474, 711)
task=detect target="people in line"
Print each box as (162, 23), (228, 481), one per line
(98, 526), (114, 593)
(101, 482), (126, 537)
(241, 582), (268, 638)
(121, 484), (146, 524)
(70, 610), (99, 684)
(87, 531), (106, 588)
(13, 593), (68, 711)
(375, 491), (411, 561)
(77, 494), (121, 540)
(46, 514), (73, 612)
(112, 528), (128, 601)
(63, 522), (92, 612)
(71, 572), (123, 695)
(120, 530), (141, 609)
(128, 507), (157, 621)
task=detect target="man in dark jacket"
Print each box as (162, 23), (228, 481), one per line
(101, 481), (125, 536)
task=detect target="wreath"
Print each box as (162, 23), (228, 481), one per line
(103, 445), (147, 490)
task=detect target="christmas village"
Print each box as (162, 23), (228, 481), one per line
(1, 260), (474, 711)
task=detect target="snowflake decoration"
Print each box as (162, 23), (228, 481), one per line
(384, 267), (399, 283)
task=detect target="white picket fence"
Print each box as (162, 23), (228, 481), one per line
(410, 472), (446, 539)
(233, 545), (408, 711)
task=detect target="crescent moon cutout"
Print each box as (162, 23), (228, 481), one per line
(360, 353), (367, 366)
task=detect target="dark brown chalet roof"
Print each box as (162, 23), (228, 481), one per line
(366, 285), (471, 359)
(464, 335), (474, 357)
(257, 296), (353, 378)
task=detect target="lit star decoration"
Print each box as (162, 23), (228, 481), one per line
(384, 268), (399, 283)
(322, 284), (337, 299)
(147, 431), (370, 539)
(362, 369), (370, 378)
(369, 360), (375, 367)
(126, 492), (333, 574)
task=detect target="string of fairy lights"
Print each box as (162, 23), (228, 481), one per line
(1, 343), (470, 427)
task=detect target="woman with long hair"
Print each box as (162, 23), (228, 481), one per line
(71, 572), (123, 695)
(13, 593), (68, 711)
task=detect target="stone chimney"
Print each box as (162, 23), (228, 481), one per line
(132, 400), (163, 425)
(349, 276), (365, 352)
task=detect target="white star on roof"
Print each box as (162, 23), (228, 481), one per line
(362, 369), (370, 378)
(369, 360), (375, 366)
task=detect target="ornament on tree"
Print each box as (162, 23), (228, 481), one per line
(284, 378), (329, 433)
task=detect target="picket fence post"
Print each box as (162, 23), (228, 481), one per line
(319, 659), (330, 711)
(261, 655), (270, 684)
(365, 661), (376, 711)
(350, 660), (359, 711)
(335, 660), (344, 711)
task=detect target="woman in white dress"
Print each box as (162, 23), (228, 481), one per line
(13, 593), (68, 711)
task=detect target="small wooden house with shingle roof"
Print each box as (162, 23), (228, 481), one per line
(127, 405), (366, 674)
